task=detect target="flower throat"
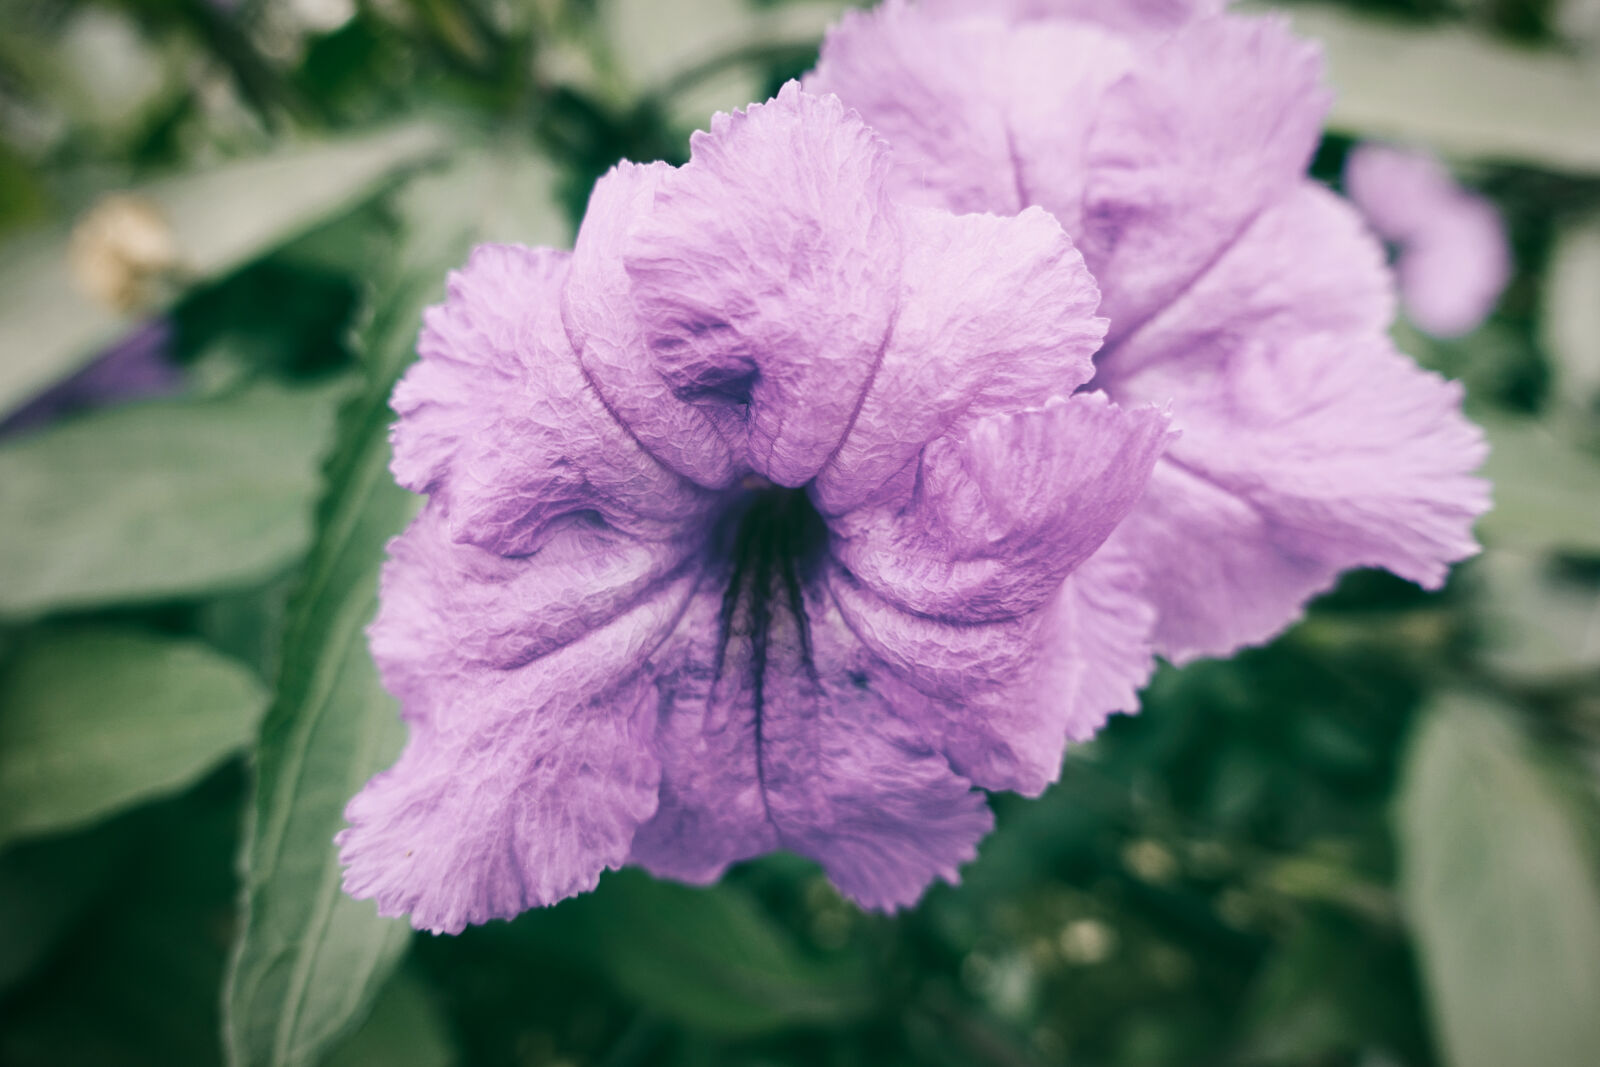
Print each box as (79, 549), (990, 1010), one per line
(713, 485), (829, 695)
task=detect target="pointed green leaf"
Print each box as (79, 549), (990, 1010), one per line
(1397, 695), (1600, 1067)
(1283, 5), (1600, 173)
(1543, 214), (1600, 406)
(1474, 415), (1600, 554)
(1473, 551), (1600, 682)
(0, 384), (343, 618)
(612, 0), (846, 128)
(505, 870), (876, 1036)
(223, 152), (567, 1067)
(584, 872), (875, 1035)
(0, 123), (447, 418)
(0, 626), (267, 849)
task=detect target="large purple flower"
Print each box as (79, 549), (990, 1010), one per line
(339, 85), (1172, 933)
(806, 0), (1489, 663)
(1344, 143), (1510, 339)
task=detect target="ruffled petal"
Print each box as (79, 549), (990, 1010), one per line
(764, 590), (995, 909)
(340, 506), (701, 933)
(826, 541), (1156, 797)
(1093, 181), (1396, 388)
(1033, 538), (1158, 742)
(629, 577), (995, 911)
(561, 162), (743, 489)
(1084, 179), (1483, 660)
(806, 2), (1134, 234)
(1111, 332), (1489, 662)
(815, 204), (1106, 514)
(1081, 14), (1329, 340)
(813, 396), (1168, 796)
(392, 243), (717, 555)
(830, 393), (1172, 623)
(621, 584), (779, 885)
(368, 506), (703, 689)
(564, 84), (903, 488)
(826, 568), (1044, 793)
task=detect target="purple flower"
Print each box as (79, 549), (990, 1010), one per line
(1344, 143), (1511, 339)
(338, 85), (1173, 933)
(0, 318), (180, 438)
(806, 0), (1489, 664)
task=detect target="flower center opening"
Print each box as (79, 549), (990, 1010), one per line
(713, 484), (828, 693)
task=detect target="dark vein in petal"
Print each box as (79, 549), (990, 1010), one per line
(712, 487), (828, 838)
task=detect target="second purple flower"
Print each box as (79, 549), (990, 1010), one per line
(807, 0), (1491, 663)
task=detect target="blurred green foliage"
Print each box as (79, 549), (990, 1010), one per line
(2, 1), (1600, 1065)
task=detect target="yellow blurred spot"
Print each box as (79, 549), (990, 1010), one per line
(1121, 838), (1179, 884)
(69, 193), (180, 312)
(1058, 918), (1116, 965)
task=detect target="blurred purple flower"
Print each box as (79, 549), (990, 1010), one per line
(339, 85), (1173, 933)
(806, 0), (1489, 664)
(1344, 143), (1511, 338)
(0, 318), (181, 438)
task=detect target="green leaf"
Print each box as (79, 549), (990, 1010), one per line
(0, 626), (267, 849)
(323, 969), (455, 1067)
(508, 870), (876, 1036)
(223, 151), (567, 1067)
(0, 384), (343, 617)
(1474, 415), (1600, 554)
(611, 0), (845, 129)
(1396, 695), (1600, 1067)
(1543, 214), (1600, 407)
(1281, 4), (1600, 173)
(197, 578), (297, 686)
(1472, 551), (1600, 682)
(0, 123), (446, 418)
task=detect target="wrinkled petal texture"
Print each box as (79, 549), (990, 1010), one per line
(923, 0), (1226, 35)
(807, 2), (1135, 236)
(343, 85), (1165, 933)
(343, 506), (696, 933)
(391, 244), (719, 555)
(811, 3), (1489, 664)
(564, 87), (905, 489)
(1345, 143), (1510, 338)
